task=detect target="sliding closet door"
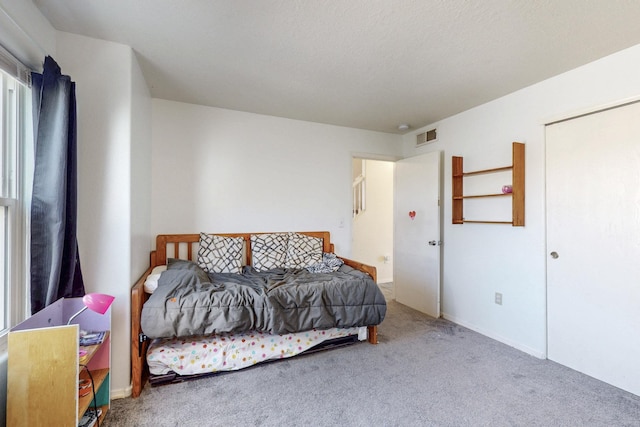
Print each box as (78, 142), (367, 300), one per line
(546, 101), (640, 396)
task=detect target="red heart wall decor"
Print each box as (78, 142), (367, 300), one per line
(409, 211), (416, 220)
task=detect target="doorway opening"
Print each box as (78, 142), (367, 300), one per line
(351, 158), (394, 299)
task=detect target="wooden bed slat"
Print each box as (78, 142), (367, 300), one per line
(130, 231), (379, 398)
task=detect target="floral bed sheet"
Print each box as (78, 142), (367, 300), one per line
(147, 326), (366, 376)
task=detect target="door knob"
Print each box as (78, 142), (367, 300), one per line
(428, 240), (441, 246)
(550, 251), (559, 259)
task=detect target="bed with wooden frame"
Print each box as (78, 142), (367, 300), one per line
(130, 232), (381, 398)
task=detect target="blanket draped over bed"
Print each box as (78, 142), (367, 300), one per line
(140, 259), (387, 339)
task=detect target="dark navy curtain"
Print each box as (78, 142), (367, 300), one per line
(30, 56), (84, 314)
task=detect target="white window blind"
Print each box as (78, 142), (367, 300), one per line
(0, 63), (32, 347)
(0, 43), (30, 86)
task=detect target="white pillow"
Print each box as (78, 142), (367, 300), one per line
(284, 232), (323, 269)
(144, 265), (167, 293)
(251, 233), (289, 271)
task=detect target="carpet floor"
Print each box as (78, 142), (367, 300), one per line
(104, 294), (640, 426)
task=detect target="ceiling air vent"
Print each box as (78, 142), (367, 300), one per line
(416, 128), (437, 147)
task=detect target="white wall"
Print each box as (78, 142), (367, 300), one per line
(402, 44), (640, 358)
(130, 50), (152, 284)
(352, 159), (394, 283)
(151, 99), (402, 255)
(0, 1), (55, 70)
(56, 32), (152, 397)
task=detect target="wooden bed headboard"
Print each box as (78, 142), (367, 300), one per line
(153, 231), (333, 267)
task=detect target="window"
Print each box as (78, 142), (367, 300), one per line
(0, 64), (32, 346)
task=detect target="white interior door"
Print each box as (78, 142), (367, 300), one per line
(546, 101), (640, 396)
(394, 151), (441, 317)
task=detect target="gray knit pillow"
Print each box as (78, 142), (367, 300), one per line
(197, 233), (244, 274)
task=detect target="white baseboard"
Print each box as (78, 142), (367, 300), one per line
(111, 385), (132, 400)
(441, 312), (546, 359)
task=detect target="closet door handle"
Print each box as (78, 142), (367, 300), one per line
(550, 251), (559, 259)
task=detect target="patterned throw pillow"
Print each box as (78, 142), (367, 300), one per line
(250, 233), (289, 271)
(197, 233), (244, 274)
(306, 252), (344, 273)
(284, 232), (323, 269)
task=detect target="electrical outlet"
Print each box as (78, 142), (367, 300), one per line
(495, 292), (503, 305)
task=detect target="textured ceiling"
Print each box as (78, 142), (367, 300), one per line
(33, 0), (640, 134)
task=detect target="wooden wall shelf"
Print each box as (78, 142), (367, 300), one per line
(452, 142), (525, 226)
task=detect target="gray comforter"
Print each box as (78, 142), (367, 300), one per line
(140, 259), (387, 338)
